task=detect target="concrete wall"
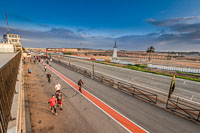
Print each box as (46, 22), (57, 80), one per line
(0, 52), (21, 133)
(0, 44), (14, 53)
(7, 58), (23, 133)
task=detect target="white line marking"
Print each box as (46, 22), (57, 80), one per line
(48, 66), (149, 133)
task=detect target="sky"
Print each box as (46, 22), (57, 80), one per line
(1, 0), (200, 51)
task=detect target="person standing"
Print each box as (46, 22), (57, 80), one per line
(47, 72), (51, 83)
(55, 83), (61, 92)
(28, 68), (31, 76)
(48, 95), (57, 115)
(23, 58), (26, 64)
(56, 92), (64, 110)
(44, 65), (47, 72)
(46, 59), (49, 64)
(78, 79), (83, 93)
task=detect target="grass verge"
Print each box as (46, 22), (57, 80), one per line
(95, 61), (200, 82)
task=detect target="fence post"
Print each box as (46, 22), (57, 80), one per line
(166, 98), (169, 109)
(175, 97), (179, 111)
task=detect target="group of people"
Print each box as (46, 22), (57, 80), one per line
(44, 63), (60, 116)
(48, 83), (63, 116)
(48, 79), (84, 116)
(29, 57), (84, 116)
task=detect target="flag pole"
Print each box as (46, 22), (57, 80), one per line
(5, 14), (10, 33)
(168, 73), (176, 99)
(166, 73), (176, 108)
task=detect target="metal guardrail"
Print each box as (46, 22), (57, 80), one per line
(117, 81), (157, 104)
(51, 56), (200, 123)
(0, 51), (21, 133)
(166, 98), (200, 122)
(52, 58), (158, 104)
(94, 72), (114, 87)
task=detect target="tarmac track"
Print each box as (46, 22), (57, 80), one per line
(49, 61), (200, 133)
(54, 56), (200, 102)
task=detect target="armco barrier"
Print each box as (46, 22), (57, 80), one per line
(0, 51), (21, 133)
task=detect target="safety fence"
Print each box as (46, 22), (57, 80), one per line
(166, 98), (200, 122)
(0, 51), (21, 133)
(117, 81), (157, 103)
(52, 58), (158, 104)
(51, 57), (200, 123)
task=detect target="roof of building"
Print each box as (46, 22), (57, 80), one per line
(0, 53), (17, 68)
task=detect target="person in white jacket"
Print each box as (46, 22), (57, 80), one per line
(55, 83), (61, 92)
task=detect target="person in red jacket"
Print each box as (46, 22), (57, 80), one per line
(48, 95), (57, 115)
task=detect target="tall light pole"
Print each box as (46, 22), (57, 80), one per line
(80, 42), (83, 56)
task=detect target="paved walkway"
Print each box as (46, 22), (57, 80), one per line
(23, 62), (127, 133)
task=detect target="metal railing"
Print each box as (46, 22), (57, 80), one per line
(94, 72), (115, 87)
(166, 98), (200, 122)
(0, 51), (21, 133)
(52, 57), (158, 104)
(117, 81), (157, 103)
(51, 56), (200, 123)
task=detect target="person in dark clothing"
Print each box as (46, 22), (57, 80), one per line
(56, 92), (64, 110)
(47, 72), (51, 83)
(78, 79), (83, 93)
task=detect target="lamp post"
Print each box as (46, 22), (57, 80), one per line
(80, 42), (83, 56)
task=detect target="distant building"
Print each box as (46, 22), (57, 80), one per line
(112, 41), (118, 60)
(1, 33), (22, 52)
(46, 48), (78, 53)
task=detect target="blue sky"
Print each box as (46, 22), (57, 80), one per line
(1, 0), (200, 51)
